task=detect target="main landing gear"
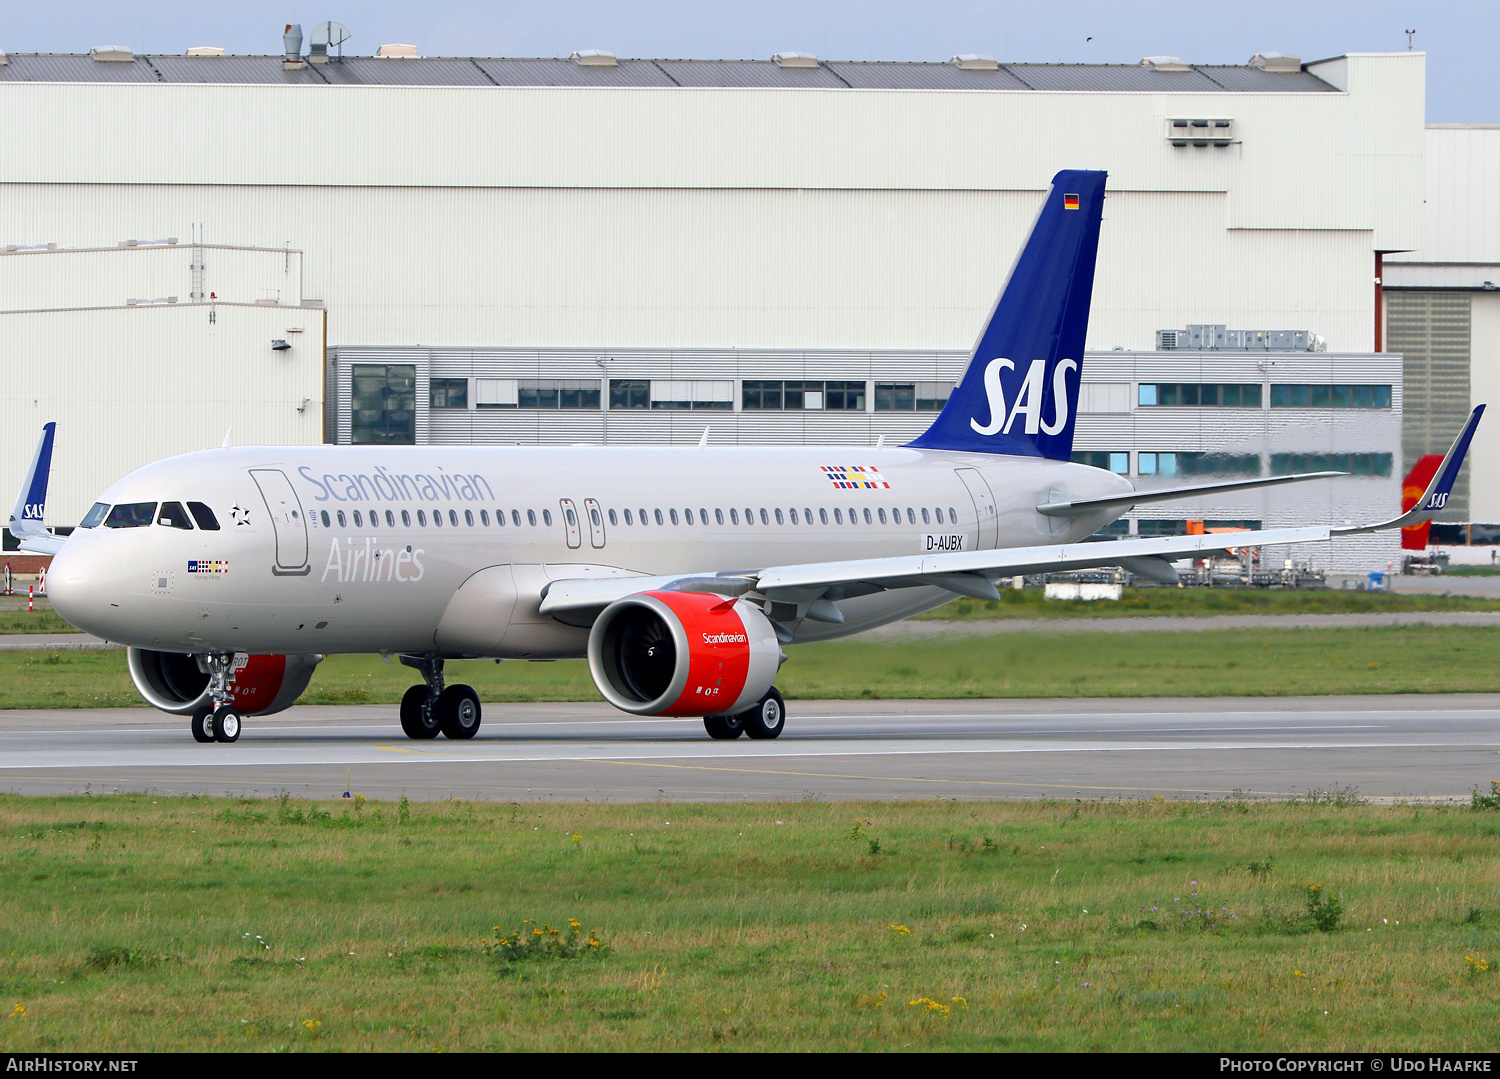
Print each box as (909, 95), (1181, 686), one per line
(398, 656), (481, 740)
(704, 687), (785, 741)
(190, 653), (242, 744)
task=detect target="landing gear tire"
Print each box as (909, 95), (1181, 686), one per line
(190, 706), (215, 743)
(742, 687), (786, 740)
(435, 684), (482, 740)
(213, 706), (242, 743)
(703, 713), (745, 740)
(399, 684), (441, 740)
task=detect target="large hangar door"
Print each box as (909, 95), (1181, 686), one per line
(250, 469), (310, 573)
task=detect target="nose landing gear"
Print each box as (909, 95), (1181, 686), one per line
(189, 653), (244, 744)
(398, 655), (481, 740)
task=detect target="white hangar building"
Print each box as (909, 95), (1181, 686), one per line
(0, 43), (1433, 571)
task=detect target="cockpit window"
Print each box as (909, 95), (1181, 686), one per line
(79, 503), (110, 528)
(104, 502), (156, 528)
(188, 502), (220, 530)
(157, 502), (194, 530)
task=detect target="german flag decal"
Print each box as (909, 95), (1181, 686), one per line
(1063, 193), (1080, 210)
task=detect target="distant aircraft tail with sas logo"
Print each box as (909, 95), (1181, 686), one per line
(907, 169), (1106, 460)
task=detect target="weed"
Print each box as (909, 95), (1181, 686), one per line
(867, 838), (884, 856)
(481, 919), (606, 963)
(398, 792), (411, 824)
(1246, 858), (1275, 880)
(1464, 908), (1485, 926)
(1297, 785), (1368, 807)
(1303, 883), (1344, 932)
(84, 946), (171, 971)
(1471, 781), (1500, 811)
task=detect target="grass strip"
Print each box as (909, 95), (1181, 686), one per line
(3, 624), (1500, 709)
(0, 793), (1496, 1051)
(915, 587), (1500, 620)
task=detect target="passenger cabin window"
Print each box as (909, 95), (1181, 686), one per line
(105, 503), (155, 528)
(187, 502), (220, 530)
(157, 502), (193, 530)
(80, 502), (110, 528)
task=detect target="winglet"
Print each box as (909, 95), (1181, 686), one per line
(8, 422), (56, 542)
(1335, 404), (1485, 535)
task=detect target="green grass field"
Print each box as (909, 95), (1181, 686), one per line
(3, 624), (1500, 710)
(0, 793), (1496, 1051)
(916, 587), (1500, 620)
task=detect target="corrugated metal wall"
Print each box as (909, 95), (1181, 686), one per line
(1388, 291), (1472, 519)
(3, 303), (324, 523)
(0, 244), (301, 311)
(3, 185), (1375, 352)
(328, 343), (1401, 572)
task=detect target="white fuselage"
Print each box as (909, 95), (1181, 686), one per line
(46, 444), (1131, 657)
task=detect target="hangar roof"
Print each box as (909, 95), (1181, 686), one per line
(0, 54), (1338, 92)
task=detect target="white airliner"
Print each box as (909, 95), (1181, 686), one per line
(9, 170), (1484, 744)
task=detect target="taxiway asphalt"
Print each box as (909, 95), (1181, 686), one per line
(1, 695), (1496, 804)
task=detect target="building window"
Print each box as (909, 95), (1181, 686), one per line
(430, 378), (468, 409)
(523, 379), (600, 409)
(874, 382), (953, 412)
(1071, 451), (1130, 475)
(1269, 384), (1392, 408)
(742, 380), (866, 411)
(475, 379), (600, 409)
(1138, 383), (1262, 407)
(609, 379), (650, 410)
(351, 364), (416, 445)
(1138, 452), (1261, 477)
(1270, 452), (1393, 476)
(650, 380), (734, 410)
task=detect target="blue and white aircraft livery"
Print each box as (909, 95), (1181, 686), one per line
(8, 171), (1484, 744)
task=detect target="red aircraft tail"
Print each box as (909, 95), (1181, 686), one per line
(1401, 454), (1444, 550)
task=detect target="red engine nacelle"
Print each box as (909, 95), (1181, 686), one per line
(126, 647), (322, 716)
(587, 591), (783, 716)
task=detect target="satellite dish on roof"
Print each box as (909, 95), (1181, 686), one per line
(310, 21), (351, 61)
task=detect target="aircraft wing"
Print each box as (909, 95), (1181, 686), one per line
(541, 405), (1485, 622)
(539, 525), (1329, 617)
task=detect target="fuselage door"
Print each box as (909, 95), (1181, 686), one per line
(955, 467), (998, 549)
(583, 498), (606, 548)
(559, 498), (582, 549)
(250, 469), (310, 573)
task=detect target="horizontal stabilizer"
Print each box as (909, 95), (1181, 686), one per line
(1037, 471), (1345, 518)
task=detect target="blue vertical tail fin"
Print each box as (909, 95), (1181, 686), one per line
(8, 422), (55, 541)
(907, 169), (1106, 459)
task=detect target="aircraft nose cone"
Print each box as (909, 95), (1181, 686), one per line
(43, 541), (104, 635)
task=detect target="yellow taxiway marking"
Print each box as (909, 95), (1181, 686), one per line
(373, 744), (426, 754)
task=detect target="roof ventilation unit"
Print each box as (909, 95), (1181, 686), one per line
(282, 24), (304, 69)
(185, 46), (224, 57)
(950, 54), (999, 70)
(0, 52), (8, 67)
(1140, 55), (1190, 72)
(90, 45), (134, 62)
(571, 49), (617, 66)
(1249, 52), (1301, 73)
(773, 52), (819, 68)
(309, 22), (350, 63)
(375, 43), (419, 58)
